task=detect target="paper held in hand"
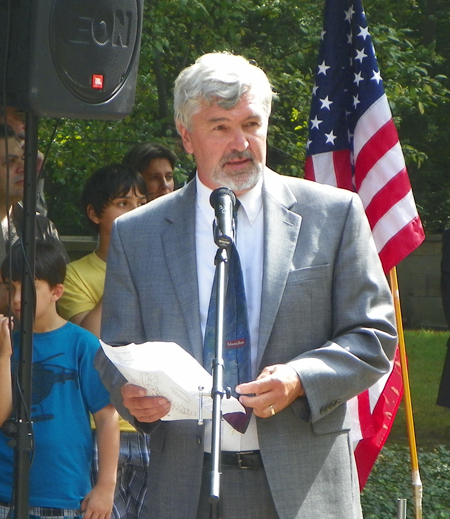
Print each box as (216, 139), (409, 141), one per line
(100, 340), (245, 421)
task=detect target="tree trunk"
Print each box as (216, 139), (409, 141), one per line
(422, 0), (438, 46)
(153, 51), (170, 132)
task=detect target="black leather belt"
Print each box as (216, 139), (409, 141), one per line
(204, 450), (263, 469)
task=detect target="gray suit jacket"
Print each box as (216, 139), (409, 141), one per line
(96, 169), (397, 519)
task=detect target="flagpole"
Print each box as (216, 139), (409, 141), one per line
(389, 267), (422, 519)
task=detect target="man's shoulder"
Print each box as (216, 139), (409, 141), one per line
(115, 181), (195, 230)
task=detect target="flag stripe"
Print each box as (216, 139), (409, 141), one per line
(305, 150), (354, 190)
(372, 192), (423, 253)
(356, 122), (404, 194)
(354, 348), (403, 488)
(305, 153), (336, 186)
(334, 149), (355, 190)
(364, 169), (413, 231)
(378, 216), (425, 273)
(353, 94), (392, 161)
(356, 391), (375, 439)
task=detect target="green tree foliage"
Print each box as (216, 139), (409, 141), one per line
(40, 0), (450, 235)
(367, 0), (450, 233)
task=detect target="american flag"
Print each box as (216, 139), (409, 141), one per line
(304, 0), (425, 489)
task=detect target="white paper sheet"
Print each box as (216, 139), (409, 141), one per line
(100, 340), (245, 421)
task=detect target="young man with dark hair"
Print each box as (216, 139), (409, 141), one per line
(58, 164), (147, 333)
(123, 143), (177, 201)
(0, 240), (119, 519)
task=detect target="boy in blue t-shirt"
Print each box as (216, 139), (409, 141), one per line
(0, 241), (119, 519)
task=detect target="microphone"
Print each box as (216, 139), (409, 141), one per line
(210, 187), (237, 249)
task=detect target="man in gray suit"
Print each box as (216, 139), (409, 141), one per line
(96, 52), (397, 519)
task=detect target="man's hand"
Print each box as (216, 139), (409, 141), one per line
(236, 364), (304, 418)
(121, 383), (171, 423)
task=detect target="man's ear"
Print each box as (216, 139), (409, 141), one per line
(52, 283), (64, 302)
(176, 121), (194, 155)
(86, 204), (100, 225)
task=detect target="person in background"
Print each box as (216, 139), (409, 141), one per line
(0, 125), (24, 269)
(95, 52), (397, 519)
(58, 164), (147, 335)
(58, 164), (149, 519)
(0, 125), (66, 314)
(123, 143), (177, 201)
(0, 106), (47, 216)
(0, 240), (119, 519)
(437, 228), (450, 408)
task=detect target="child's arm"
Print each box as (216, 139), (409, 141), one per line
(81, 404), (119, 519)
(0, 315), (13, 426)
(74, 297), (103, 338)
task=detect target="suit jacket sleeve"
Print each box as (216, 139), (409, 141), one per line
(95, 216), (149, 429)
(284, 191), (397, 424)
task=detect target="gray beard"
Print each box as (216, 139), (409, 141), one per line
(210, 153), (264, 192)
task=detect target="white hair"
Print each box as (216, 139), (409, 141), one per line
(174, 52), (274, 131)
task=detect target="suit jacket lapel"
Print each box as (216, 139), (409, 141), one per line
(257, 170), (302, 370)
(159, 172), (302, 370)
(161, 181), (204, 364)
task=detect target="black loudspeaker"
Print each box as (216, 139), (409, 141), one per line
(0, 0), (144, 120)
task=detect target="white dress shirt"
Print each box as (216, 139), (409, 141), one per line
(196, 175), (264, 452)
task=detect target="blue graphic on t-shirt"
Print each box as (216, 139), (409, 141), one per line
(32, 353), (79, 422)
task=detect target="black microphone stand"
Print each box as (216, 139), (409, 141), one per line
(12, 112), (38, 519)
(209, 243), (230, 519)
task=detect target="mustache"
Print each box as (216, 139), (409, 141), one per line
(220, 150), (255, 166)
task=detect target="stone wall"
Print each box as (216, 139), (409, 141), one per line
(61, 236), (97, 261)
(397, 234), (447, 330)
(61, 234), (448, 331)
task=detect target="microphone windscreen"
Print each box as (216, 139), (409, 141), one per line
(210, 187), (236, 209)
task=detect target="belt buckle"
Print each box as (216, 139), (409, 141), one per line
(237, 452), (245, 469)
(236, 451), (254, 469)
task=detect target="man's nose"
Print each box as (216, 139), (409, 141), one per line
(229, 129), (249, 151)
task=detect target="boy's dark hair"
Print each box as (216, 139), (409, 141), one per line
(0, 124), (15, 140)
(123, 143), (177, 173)
(1, 240), (67, 287)
(81, 163), (148, 232)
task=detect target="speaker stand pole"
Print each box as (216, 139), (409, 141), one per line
(208, 246), (231, 519)
(12, 112), (38, 519)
